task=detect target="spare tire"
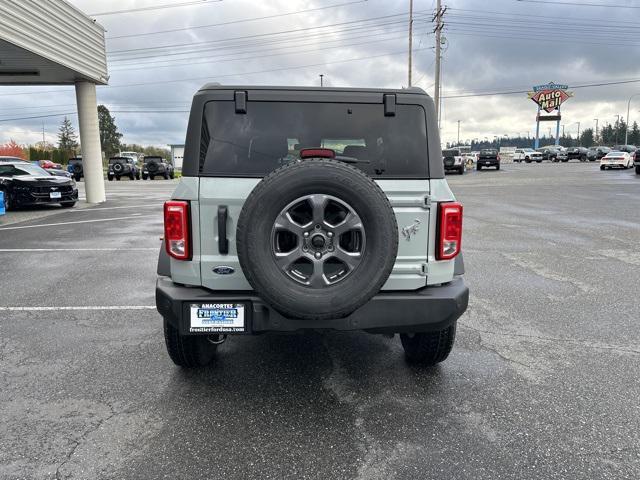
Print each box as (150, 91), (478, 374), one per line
(236, 159), (398, 320)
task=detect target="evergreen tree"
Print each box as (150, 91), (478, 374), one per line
(98, 105), (123, 158)
(630, 121), (640, 146)
(57, 116), (78, 151)
(580, 128), (594, 147)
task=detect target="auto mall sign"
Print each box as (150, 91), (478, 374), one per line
(527, 82), (573, 113)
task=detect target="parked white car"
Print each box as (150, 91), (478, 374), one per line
(513, 148), (543, 163)
(600, 151), (633, 170)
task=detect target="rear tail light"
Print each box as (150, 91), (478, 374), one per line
(164, 200), (191, 260)
(437, 202), (463, 260)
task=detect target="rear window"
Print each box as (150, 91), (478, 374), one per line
(442, 150), (459, 157)
(480, 149), (497, 155)
(199, 101), (428, 178)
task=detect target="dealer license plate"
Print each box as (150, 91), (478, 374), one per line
(189, 303), (245, 333)
(49, 191), (62, 199)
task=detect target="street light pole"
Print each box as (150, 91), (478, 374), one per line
(408, 0), (413, 87)
(615, 115), (621, 145)
(577, 121), (580, 145)
(319, 74), (324, 87)
(457, 120), (460, 145)
(594, 118), (599, 144)
(625, 93), (640, 144)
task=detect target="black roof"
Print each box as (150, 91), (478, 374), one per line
(198, 84), (429, 96)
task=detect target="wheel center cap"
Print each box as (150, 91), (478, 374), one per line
(311, 234), (326, 248)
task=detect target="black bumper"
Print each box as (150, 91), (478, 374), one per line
(14, 189), (78, 206)
(156, 276), (469, 335)
(478, 159), (499, 166)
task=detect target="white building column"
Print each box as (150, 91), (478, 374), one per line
(75, 81), (106, 204)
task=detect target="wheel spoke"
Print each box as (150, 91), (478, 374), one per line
(308, 258), (329, 287)
(274, 248), (304, 272)
(309, 194), (328, 226)
(332, 212), (363, 235)
(331, 247), (362, 271)
(274, 212), (306, 235)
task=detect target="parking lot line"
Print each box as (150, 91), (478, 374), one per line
(0, 214), (143, 231)
(67, 204), (160, 212)
(0, 306), (156, 311)
(0, 248), (158, 252)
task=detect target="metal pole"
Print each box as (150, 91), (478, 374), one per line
(625, 94), (640, 144)
(457, 120), (460, 145)
(319, 74), (324, 87)
(615, 115), (620, 144)
(594, 118), (598, 144)
(534, 104), (541, 149)
(434, 0), (442, 125)
(576, 121), (580, 145)
(408, 0), (413, 87)
(555, 106), (561, 146)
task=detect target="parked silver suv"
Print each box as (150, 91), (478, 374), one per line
(156, 85), (469, 368)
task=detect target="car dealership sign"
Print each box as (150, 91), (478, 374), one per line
(528, 82), (573, 113)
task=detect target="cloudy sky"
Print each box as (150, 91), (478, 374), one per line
(2, 0), (640, 147)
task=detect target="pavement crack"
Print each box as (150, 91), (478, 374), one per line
(460, 323), (640, 356)
(54, 401), (120, 480)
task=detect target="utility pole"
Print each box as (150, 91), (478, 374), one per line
(42, 121), (45, 145)
(615, 114), (621, 144)
(319, 74), (324, 87)
(433, 0), (445, 126)
(594, 118), (599, 144)
(562, 125), (565, 137)
(457, 120), (460, 145)
(408, 0), (413, 87)
(625, 93), (640, 144)
(576, 121), (580, 145)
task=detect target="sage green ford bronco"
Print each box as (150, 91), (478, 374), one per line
(156, 85), (468, 368)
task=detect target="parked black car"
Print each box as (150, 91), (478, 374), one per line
(67, 157), (83, 181)
(142, 156), (175, 180)
(634, 150), (640, 174)
(477, 149), (500, 170)
(612, 145), (637, 153)
(0, 161), (77, 210)
(589, 146), (611, 160)
(566, 146), (590, 161)
(108, 157), (140, 181)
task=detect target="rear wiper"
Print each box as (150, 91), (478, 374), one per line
(334, 155), (370, 164)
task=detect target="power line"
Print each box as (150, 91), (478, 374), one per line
(107, 12), (426, 56)
(0, 110), (190, 123)
(106, 1), (367, 39)
(105, 47), (433, 90)
(109, 29), (422, 72)
(89, 0), (223, 17)
(515, 0), (640, 8)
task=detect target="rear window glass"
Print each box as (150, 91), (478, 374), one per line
(442, 150), (459, 157)
(200, 101), (428, 178)
(480, 149), (497, 155)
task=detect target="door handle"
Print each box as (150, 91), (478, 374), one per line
(218, 206), (229, 254)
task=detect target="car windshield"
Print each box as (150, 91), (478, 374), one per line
(480, 149), (497, 155)
(200, 101), (429, 178)
(442, 150), (459, 157)
(0, 164), (50, 177)
(144, 157), (162, 162)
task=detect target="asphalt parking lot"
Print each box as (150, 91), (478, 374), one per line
(1, 163), (639, 479)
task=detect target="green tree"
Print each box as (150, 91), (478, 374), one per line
(57, 116), (78, 151)
(98, 105), (123, 158)
(628, 121), (640, 146)
(580, 128), (594, 147)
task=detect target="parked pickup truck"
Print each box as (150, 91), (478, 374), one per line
(477, 149), (500, 170)
(513, 148), (543, 163)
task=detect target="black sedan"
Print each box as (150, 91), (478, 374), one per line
(566, 146), (590, 161)
(0, 161), (78, 211)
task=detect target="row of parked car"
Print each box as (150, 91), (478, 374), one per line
(443, 148), (501, 174)
(27, 155), (175, 182)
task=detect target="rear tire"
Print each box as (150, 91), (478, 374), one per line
(636, 165), (640, 174)
(164, 319), (217, 368)
(107, 174), (113, 181)
(74, 174), (81, 181)
(116, 176), (121, 181)
(400, 324), (456, 366)
(477, 165), (482, 171)
(142, 174), (148, 180)
(496, 164), (500, 170)
(164, 172), (169, 180)
(459, 166), (464, 174)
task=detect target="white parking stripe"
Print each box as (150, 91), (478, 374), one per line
(68, 204), (159, 212)
(0, 215), (143, 231)
(0, 306), (156, 311)
(0, 248), (158, 252)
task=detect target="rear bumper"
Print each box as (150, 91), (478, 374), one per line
(478, 159), (499, 166)
(156, 276), (469, 334)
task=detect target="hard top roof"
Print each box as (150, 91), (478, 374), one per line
(198, 84), (429, 96)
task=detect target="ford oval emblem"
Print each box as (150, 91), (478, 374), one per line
(212, 265), (235, 275)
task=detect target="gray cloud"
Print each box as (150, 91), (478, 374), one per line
(1, 0), (639, 147)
